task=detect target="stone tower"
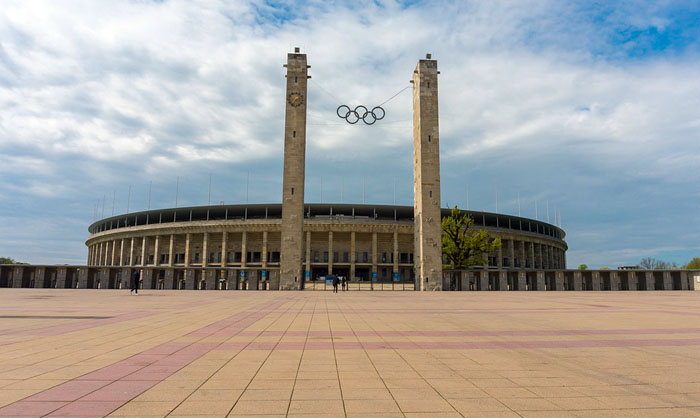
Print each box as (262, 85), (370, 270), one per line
(279, 48), (309, 290)
(412, 54), (442, 291)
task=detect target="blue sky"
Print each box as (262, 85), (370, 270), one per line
(1, 0), (699, 268)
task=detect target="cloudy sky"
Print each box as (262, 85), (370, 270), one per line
(1, 0), (699, 268)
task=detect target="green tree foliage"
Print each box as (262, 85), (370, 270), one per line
(442, 206), (501, 269)
(0, 257), (26, 265)
(578, 264), (588, 270)
(685, 258), (700, 269)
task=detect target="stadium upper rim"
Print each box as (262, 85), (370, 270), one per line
(88, 203), (566, 242)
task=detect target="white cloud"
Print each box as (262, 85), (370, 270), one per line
(0, 0), (698, 265)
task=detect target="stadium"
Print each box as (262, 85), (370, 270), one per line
(84, 203), (567, 290)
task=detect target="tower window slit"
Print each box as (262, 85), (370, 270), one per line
(429, 190), (432, 198)
(428, 135), (431, 142)
(291, 188), (294, 195)
(293, 130), (296, 138)
(294, 76), (298, 83)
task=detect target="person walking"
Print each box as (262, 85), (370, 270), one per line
(342, 276), (347, 291)
(332, 275), (339, 293)
(130, 269), (140, 295)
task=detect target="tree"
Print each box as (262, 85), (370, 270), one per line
(442, 206), (501, 269)
(639, 257), (669, 269)
(578, 264), (588, 270)
(685, 258), (700, 270)
(0, 257), (26, 265)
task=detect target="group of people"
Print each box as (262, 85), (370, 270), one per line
(331, 275), (348, 292)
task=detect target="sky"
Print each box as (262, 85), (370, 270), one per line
(1, 0), (699, 268)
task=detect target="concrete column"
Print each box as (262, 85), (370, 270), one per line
(536, 271), (545, 291)
(393, 231), (399, 280)
(573, 271), (583, 291)
(97, 243), (103, 266)
(663, 271), (672, 290)
(140, 236), (147, 267)
(517, 271), (527, 290)
(164, 269), (175, 290)
(168, 234), (174, 266)
(555, 271), (565, 290)
(262, 231), (268, 269)
(509, 239), (515, 269)
(129, 238), (134, 266)
(241, 231), (247, 284)
(279, 49), (308, 290)
(610, 271), (621, 290)
(497, 245), (503, 268)
(644, 271), (654, 290)
(478, 271), (489, 291)
(371, 231), (377, 279)
(680, 271), (689, 291)
(305, 230), (311, 280)
(498, 271), (508, 290)
(56, 268), (67, 288)
(350, 231), (356, 280)
(110, 240), (116, 266)
(154, 235), (160, 266)
(327, 231), (333, 275)
(119, 239), (125, 266)
(184, 233), (191, 267)
(537, 244), (543, 269)
(412, 55), (443, 291)
(549, 246), (554, 269)
(591, 271), (601, 291)
(221, 232), (228, 267)
(202, 232), (209, 267)
(205, 269), (217, 290)
(33, 267), (45, 288)
(241, 231), (247, 268)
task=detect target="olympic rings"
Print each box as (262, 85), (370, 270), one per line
(336, 105), (386, 125)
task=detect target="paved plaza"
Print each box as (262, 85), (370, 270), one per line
(1, 290), (700, 417)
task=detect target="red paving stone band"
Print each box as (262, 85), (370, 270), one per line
(0, 298), (290, 417)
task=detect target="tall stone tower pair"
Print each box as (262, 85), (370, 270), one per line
(279, 49), (442, 290)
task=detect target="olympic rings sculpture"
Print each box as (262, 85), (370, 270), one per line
(336, 105), (385, 125)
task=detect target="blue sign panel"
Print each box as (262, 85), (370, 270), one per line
(372, 271), (377, 279)
(240, 271), (246, 278)
(261, 270), (267, 278)
(305, 270), (310, 277)
(393, 272), (400, 281)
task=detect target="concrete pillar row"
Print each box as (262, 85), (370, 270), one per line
(140, 236), (147, 267)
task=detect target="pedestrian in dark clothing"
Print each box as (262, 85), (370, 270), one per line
(332, 275), (339, 293)
(342, 276), (347, 291)
(131, 270), (140, 295)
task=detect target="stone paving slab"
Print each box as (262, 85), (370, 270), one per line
(0, 290), (699, 417)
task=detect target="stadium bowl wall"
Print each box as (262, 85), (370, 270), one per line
(85, 203), (567, 286)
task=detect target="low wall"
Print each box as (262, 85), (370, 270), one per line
(1, 265), (697, 291)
